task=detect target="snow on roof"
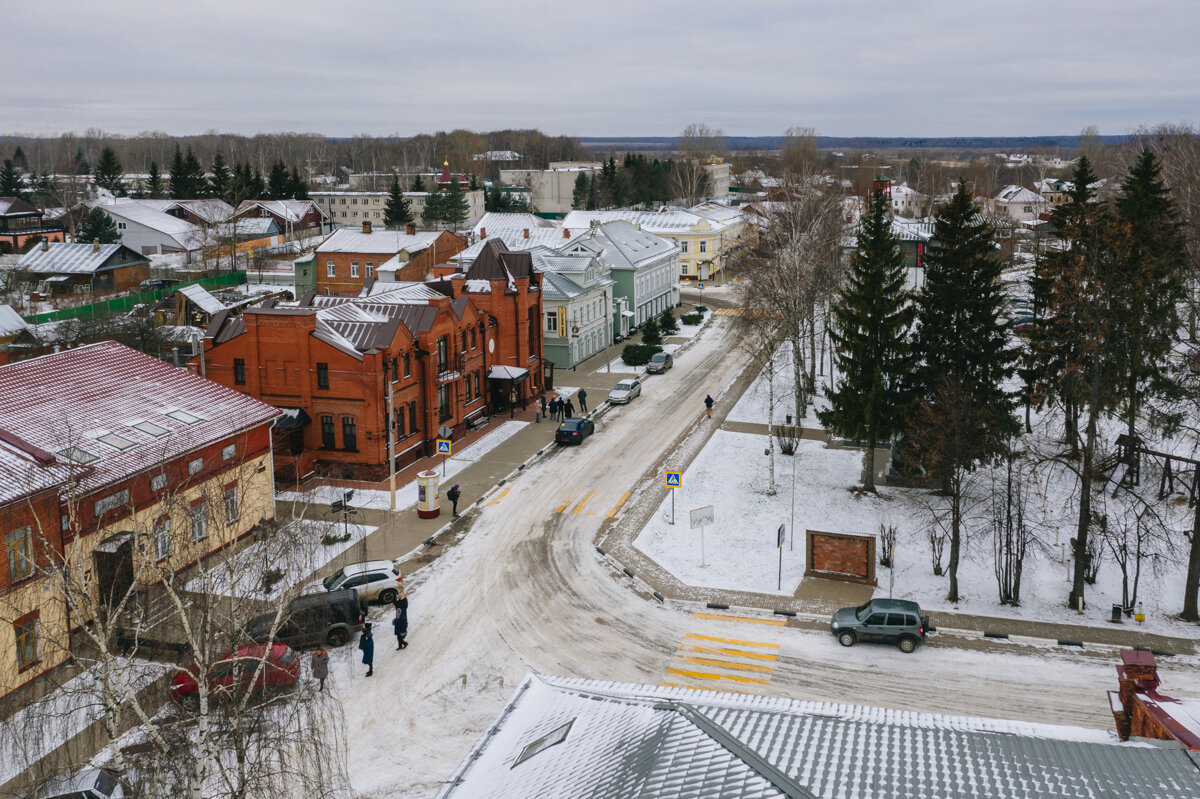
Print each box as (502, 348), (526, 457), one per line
(16, 243), (141, 275)
(316, 228), (439, 255)
(471, 213), (554, 237)
(563, 208), (731, 234)
(100, 201), (204, 246)
(0, 341), (280, 495)
(994, 185), (1046, 204)
(0, 197), (40, 216)
(236, 199), (322, 223)
(0, 304), (30, 336)
(176, 284), (226, 315)
(457, 229), (567, 262)
(442, 675), (1200, 799)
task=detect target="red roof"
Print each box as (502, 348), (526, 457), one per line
(0, 341), (280, 494)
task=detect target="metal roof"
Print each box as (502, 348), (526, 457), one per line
(440, 675), (1200, 799)
(17, 242), (147, 275)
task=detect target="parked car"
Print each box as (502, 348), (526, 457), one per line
(321, 560), (402, 603)
(555, 417), (595, 445)
(830, 598), (930, 653)
(247, 588), (366, 648)
(608, 378), (642, 405)
(646, 352), (674, 374)
(169, 643), (300, 708)
(39, 767), (124, 799)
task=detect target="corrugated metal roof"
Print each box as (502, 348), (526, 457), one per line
(17, 243), (146, 275)
(315, 229), (438, 255)
(0, 304), (30, 336)
(440, 676), (1200, 799)
(177, 284), (226, 315)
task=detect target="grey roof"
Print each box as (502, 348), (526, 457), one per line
(440, 675), (1200, 799)
(177, 284), (226, 315)
(17, 243), (146, 275)
(0, 197), (40, 217)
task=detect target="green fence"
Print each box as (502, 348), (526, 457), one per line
(23, 271), (248, 324)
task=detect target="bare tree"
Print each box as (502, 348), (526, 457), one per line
(990, 447), (1037, 605)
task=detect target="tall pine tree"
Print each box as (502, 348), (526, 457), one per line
(818, 187), (916, 492)
(572, 172), (590, 210)
(422, 189), (447, 227)
(208, 152), (232, 203)
(144, 161), (164, 198)
(904, 181), (1018, 601)
(384, 179), (413, 228)
(0, 159), (25, 199)
(441, 177), (469, 230)
(410, 174), (426, 193)
(288, 166), (309, 199)
(79, 207), (122, 244)
(92, 147), (125, 196)
(266, 160), (291, 200)
(169, 145), (205, 198)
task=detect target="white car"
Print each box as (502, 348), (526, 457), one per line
(322, 560), (402, 604)
(608, 378), (642, 405)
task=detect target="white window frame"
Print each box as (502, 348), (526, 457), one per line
(224, 487), (239, 523)
(351, 262), (360, 278)
(151, 473), (167, 491)
(188, 457), (203, 476)
(222, 443), (236, 461)
(327, 261), (336, 277)
(153, 519), (171, 561)
(190, 504), (208, 542)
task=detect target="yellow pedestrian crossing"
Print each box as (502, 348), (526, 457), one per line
(607, 492), (631, 518)
(487, 487), (512, 506)
(660, 618), (785, 693)
(713, 308), (745, 316)
(570, 490), (596, 515)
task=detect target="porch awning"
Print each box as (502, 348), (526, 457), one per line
(620, 309), (635, 318)
(488, 365), (530, 382)
(44, 275), (72, 283)
(274, 407), (312, 430)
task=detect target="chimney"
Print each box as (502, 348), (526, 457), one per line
(405, 222), (416, 235)
(562, 228), (570, 239)
(523, 228), (530, 239)
(362, 220), (372, 234)
(92, 238), (100, 252)
(480, 227), (487, 239)
(41, 239), (49, 251)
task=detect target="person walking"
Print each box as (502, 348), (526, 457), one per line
(393, 588), (409, 649)
(447, 483), (461, 517)
(358, 623), (375, 677)
(539, 394), (548, 421)
(311, 647), (329, 692)
(565, 398), (575, 418)
(704, 394), (714, 419)
(554, 397), (564, 421)
(577, 388), (588, 413)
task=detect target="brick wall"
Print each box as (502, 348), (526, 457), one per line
(805, 530), (876, 585)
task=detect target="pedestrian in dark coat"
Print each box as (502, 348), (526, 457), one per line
(554, 397), (564, 420)
(578, 389), (588, 413)
(311, 648), (329, 692)
(358, 623), (375, 677)
(565, 399), (575, 418)
(393, 590), (409, 649)
(447, 483), (461, 517)
(704, 394), (714, 419)
(540, 394), (548, 420)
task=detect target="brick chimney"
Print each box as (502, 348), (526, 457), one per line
(92, 239), (100, 252)
(362, 220), (372, 234)
(480, 227), (487, 239)
(562, 228), (570, 239)
(405, 222), (416, 235)
(523, 228), (529, 239)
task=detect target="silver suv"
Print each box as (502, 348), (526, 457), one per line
(322, 560), (402, 604)
(830, 598), (930, 653)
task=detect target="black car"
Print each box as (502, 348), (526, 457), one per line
(555, 417), (595, 445)
(246, 588), (367, 648)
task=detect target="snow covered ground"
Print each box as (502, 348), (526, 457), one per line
(728, 339), (830, 427)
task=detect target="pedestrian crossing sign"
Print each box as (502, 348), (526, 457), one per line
(664, 471), (682, 488)
(698, 282), (705, 291)
(437, 439), (452, 455)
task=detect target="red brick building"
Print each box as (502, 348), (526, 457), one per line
(197, 244), (545, 483)
(1110, 648), (1200, 749)
(0, 197), (66, 252)
(315, 222), (466, 296)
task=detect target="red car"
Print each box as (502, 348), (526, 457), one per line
(169, 643), (300, 708)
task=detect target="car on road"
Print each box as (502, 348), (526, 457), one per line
(646, 352), (674, 374)
(555, 417), (595, 445)
(322, 560), (402, 604)
(169, 643), (300, 708)
(830, 598), (930, 653)
(608, 378), (642, 405)
(246, 588), (367, 648)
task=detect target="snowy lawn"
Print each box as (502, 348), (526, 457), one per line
(728, 340), (830, 427)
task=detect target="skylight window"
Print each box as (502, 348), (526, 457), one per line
(166, 409), (204, 426)
(133, 421), (170, 438)
(57, 446), (99, 465)
(512, 720), (573, 768)
(97, 433), (137, 452)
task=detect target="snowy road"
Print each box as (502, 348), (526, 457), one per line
(337, 316), (1200, 799)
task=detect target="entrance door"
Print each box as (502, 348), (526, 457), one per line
(93, 535), (134, 605)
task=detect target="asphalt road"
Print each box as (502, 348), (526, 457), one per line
(341, 315), (1200, 799)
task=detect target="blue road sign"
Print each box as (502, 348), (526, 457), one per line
(698, 282), (705, 291)
(664, 471), (682, 488)
(437, 439), (452, 455)
(778, 523), (786, 548)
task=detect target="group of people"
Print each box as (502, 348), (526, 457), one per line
(310, 578), (411, 688)
(541, 389), (587, 422)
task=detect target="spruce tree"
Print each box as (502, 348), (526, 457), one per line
(422, 189), (446, 227)
(79, 207), (121, 244)
(410, 174), (426, 193)
(442, 177), (469, 230)
(0, 159), (25, 199)
(169, 145), (205, 198)
(468, 172), (480, 191)
(585, 175), (599, 210)
(384, 179), (413, 228)
(659, 307), (678, 334)
(11, 147), (27, 171)
(818, 187), (916, 492)
(145, 161), (164, 198)
(640, 317), (662, 346)
(93, 147), (125, 196)
(183, 147), (206, 196)
(208, 153), (232, 202)
(288, 166), (309, 199)
(572, 172), (590, 210)
(266, 160), (291, 200)
(904, 181), (1018, 601)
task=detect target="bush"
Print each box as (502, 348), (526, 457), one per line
(262, 567), (285, 595)
(321, 531), (352, 546)
(641, 317), (662, 346)
(659, 307), (678, 334)
(681, 313), (703, 326)
(693, 305), (708, 315)
(621, 343), (663, 366)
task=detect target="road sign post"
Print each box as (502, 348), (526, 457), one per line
(664, 471), (682, 525)
(777, 523), (786, 590)
(690, 505), (714, 568)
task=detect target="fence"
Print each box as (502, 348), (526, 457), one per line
(22, 271), (248, 324)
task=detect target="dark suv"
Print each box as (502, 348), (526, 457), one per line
(830, 598), (930, 653)
(247, 588), (367, 648)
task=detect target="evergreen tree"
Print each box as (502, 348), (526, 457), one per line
(11, 147), (27, 171)
(485, 184), (498, 212)
(441, 176), (469, 230)
(168, 145), (185, 195)
(572, 172), (590, 210)
(468, 172), (481, 191)
(904, 181), (1018, 601)
(183, 147), (206, 196)
(266, 160), (291, 200)
(585, 175), (599, 210)
(0, 159), (25, 199)
(288, 166), (309, 199)
(383, 179), (414, 228)
(410, 174), (426, 193)
(640, 317), (662, 346)
(422, 189), (447, 227)
(145, 161), (164, 198)
(208, 152), (232, 202)
(818, 187), (916, 492)
(659, 307), (678, 334)
(79, 207), (121, 244)
(92, 147), (125, 196)
(169, 145), (206, 198)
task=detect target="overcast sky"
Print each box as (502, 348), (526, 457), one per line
(8, 0), (1198, 138)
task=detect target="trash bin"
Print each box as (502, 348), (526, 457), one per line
(416, 470), (441, 519)
(1111, 604), (1123, 624)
